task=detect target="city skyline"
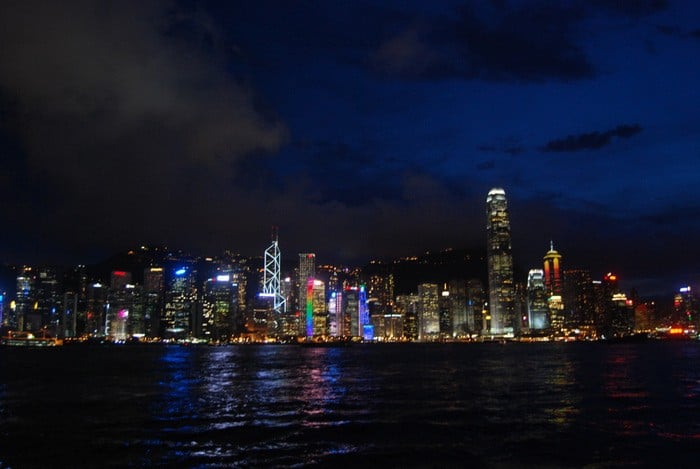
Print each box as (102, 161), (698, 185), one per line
(1, 1), (700, 297)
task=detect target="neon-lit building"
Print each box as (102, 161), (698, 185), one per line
(543, 242), (563, 297)
(304, 278), (326, 337)
(486, 188), (515, 335)
(298, 253), (316, 335)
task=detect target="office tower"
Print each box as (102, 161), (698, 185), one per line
(466, 279), (485, 335)
(86, 281), (108, 336)
(143, 267), (164, 337)
(596, 273), (632, 338)
(310, 279), (327, 337)
(163, 267), (197, 338)
(33, 267), (62, 334)
(343, 287), (360, 338)
(62, 292), (78, 338)
(486, 188), (515, 335)
(328, 290), (342, 337)
(543, 242), (563, 296)
(201, 275), (238, 342)
(15, 267), (34, 331)
(261, 229), (285, 316)
(439, 283), (453, 338)
(110, 270), (132, 290)
(298, 253), (315, 335)
(396, 294), (419, 340)
(368, 273), (395, 339)
(341, 285), (370, 338)
(634, 300), (656, 332)
(673, 286), (697, 327)
(542, 243), (564, 334)
(449, 280), (468, 338)
(417, 283), (439, 340)
(563, 269), (595, 336)
(526, 269), (548, 330)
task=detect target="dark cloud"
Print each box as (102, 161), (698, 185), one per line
(541, 124), (643, 153)
(477, 139), (524, 156)
(371, 0), (673, 83)
(477, 160), (496, 170)
(656, 24), (700, 40)
(235, 140), (412, 207)
(589, 0), (668, 17)
(0, 0), (287, 260)
(372, 2), (595, 82)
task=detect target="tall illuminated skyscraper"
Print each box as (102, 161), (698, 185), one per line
(298, 253), (315, 336)
(417, 283), (439, 340)
(543, 242), (563, 297)
(543, 242), (564, 333)
(486, 188), (515, 335)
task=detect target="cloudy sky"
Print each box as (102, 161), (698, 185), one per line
(1, 0), (699, 296)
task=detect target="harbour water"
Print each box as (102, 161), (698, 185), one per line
(1, 342), (699, 467)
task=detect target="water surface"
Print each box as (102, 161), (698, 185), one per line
(1, 342), (699, 467)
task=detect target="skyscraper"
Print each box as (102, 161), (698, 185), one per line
(298, 253), (316, 336)
(526, 269), (548, 330)
(543, 242), (563, 297)
(417, 283), (439, 340)
(486, 188), (515, 335)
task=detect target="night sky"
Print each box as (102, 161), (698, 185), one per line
(1, 0), (699, 296)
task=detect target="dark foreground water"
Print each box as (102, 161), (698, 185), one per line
(1, 342), (699, 468)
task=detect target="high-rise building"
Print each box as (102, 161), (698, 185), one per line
(526, 269), (548, 330)
(298, 253), (315, 335)
(328, 290), (343, 337)
(438, 283), (453, 338)
(486, 188), (515, 335)
(15, 267), (35, 331)
(466, 279), (485, 335)
(563, 269), (596, 336)
(85, 281), (108, 336)
(201, 275), (238, 342)
(395, 294), (419, 340)
(368, 273), (395, 339)
(543, 242), (563, 297)
(673, 286), (697, 327)
(449, 280), (468, 338)
(143, 267), (164, 337)
(417, 283), (439, 340)
(163, 266), (197, 338)
(542, 243), (564, 334)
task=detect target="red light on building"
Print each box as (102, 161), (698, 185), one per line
(113, 271), (127, 277)
(670, 327), (683, 335)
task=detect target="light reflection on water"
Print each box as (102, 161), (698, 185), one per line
(1, 342), (700, 467)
